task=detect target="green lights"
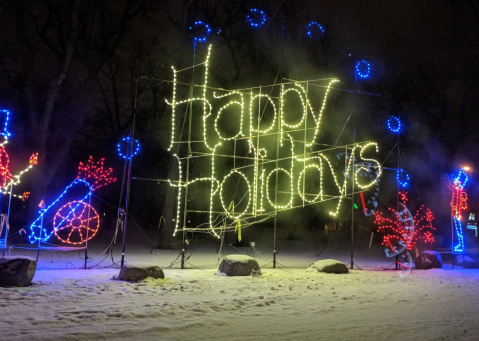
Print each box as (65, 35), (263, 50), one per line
(166, 46), (382, 236)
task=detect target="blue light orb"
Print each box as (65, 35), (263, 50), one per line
(387, 116), (401, 133)
(246, 8), (266, 27)
(397, 168), (410, 188)
(355, 60), (371, 79)
(189, 21), (211, 42)
(117, 136), (140, 160)
(306, 22), (324, 39)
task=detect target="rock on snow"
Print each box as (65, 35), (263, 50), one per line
(309, 259), (349, 274)
(0, 255), (37, 287)
(218, 255), (261, 276)
(118, 262), (164, 281)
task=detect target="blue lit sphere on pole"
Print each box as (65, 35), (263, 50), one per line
(306, 22), (324, 39)
(397, 169), (410, 188)
(190, 21), (211, 42)
(117, 137), (140, 160)
(246, 8), (266, 27)
(387, 116), (401, 133)
(355, 60), (371, 79)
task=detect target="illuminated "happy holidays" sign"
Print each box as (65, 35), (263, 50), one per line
(166, 46), (381, 237)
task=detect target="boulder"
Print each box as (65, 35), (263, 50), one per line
(118, 262), (164, 281)
(0, 256), (37, 287)
(416, 250), (443, 269)
(309, 259), (348, 274)
(454, 255), (479, 268)
(218, 255), (261, 276)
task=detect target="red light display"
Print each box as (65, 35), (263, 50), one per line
(77, 156), (116, 191)
(374, 191), (436, 251)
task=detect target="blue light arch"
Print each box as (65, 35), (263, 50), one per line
(306, 22), (324, 39)
(397, 168), (410, 188)
(246, 8), (266, 27)
(355, 60), (371, 79)
(117, 136), (141, 160)
(387, 116), (401, 133)
(190, 21), (211, 42)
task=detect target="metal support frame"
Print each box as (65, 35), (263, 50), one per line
(120, 118), (135, 268)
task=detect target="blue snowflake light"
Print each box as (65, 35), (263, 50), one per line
(397, 168), (410, 188)
(306, 22), (324, 39)
(117, 136), (140, 160)
(387, 116), (401, 133)
(246, 8), (266, 27)
(190, 21), (211, 42)
(355, 60), (371, 79)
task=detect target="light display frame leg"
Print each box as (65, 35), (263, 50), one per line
(350, 152), (355, 270)
(120, 121), (135, 268)
(180, 67), (196, 270)
(0, 218), (5, 256)
(1, 215), (9, 256)
(451, 214), (454, 257)
(35, 214), (43, 262)
(273, 216), (277, 268)
(272, 93), (284, 270)
(1, 185), (12, 256)
(382, 256), (400, 271)
(350, 133), (362, 271)
(84, 195), (92, 270)
(396, 127), (400, 270)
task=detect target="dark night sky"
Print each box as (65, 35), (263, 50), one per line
(317, 1), (451, 62)
(277, 1), (479, 217)
(1, 0), (477, 242)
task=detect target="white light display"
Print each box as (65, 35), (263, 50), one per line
(165, 46), (382, 236)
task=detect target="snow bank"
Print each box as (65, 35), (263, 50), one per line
(2, 241), (479, 340)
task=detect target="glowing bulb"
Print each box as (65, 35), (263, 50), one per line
(164, 46), (383, 237)
(190, 21), (211, 42)
(387, 116), (401, 133)
(246, 8), (266, 27)
(306, 22), (324, 39)
(355, 60), (371, 79)
(117, 137), (140, 159)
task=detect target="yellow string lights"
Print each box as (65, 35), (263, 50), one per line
(165, 46), (382, 236)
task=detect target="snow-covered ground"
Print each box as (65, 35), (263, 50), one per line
(2, 236), (479, 341)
